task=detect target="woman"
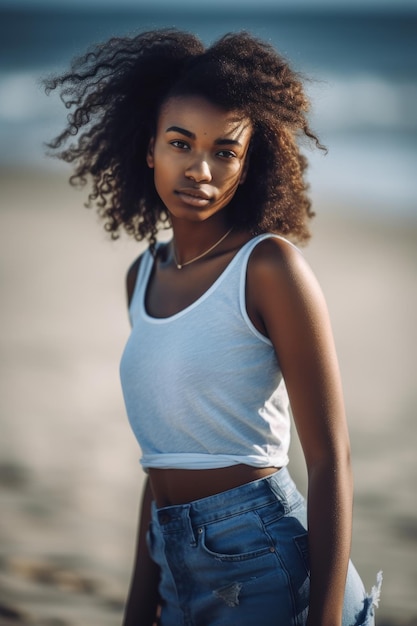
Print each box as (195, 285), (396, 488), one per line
(45, 29), (381, 626)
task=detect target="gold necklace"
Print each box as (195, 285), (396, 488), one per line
(173, 227), (233, 270)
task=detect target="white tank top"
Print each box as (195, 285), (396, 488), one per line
(119, 234), (292, 470)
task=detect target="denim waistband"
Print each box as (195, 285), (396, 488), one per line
(152, 467), (298, 530)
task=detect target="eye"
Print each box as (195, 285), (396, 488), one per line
(170, 140), (189, 150)
(217, 149), (237, 159)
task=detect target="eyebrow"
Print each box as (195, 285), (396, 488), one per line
(165, 126), (243, 147)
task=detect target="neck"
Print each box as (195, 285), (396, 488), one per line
(170, 217), (232, 264)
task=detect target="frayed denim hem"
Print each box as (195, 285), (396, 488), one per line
(359, 571), (383, 626)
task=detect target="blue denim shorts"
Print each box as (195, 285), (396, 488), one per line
(147, 467), (381, 626)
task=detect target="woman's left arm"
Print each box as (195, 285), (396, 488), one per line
(247, 238), (352, 626)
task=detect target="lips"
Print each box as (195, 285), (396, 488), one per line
(175, 188), (213, 207)
(176, 187), (212, 200)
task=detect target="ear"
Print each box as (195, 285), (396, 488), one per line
(146, 137), (155, 168)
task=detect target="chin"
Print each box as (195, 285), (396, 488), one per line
(169, 206), (224, 223)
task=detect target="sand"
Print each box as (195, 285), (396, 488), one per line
(0, 168), (416, 625)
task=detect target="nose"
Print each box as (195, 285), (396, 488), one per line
(185, 157), (212, 183)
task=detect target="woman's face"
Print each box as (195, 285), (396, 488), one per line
(146, 95), (252, 224)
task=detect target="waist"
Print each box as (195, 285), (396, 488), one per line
(151, 467), (300, 530)
(149, 464), (282, 508)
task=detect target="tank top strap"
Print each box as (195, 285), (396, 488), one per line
(235, 233), (300, 286)
(226, 233), (299, 343)
(128, 245), (158, 320)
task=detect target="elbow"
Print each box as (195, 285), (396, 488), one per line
(306, 440), (353, 483)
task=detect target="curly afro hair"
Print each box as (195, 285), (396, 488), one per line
(44, 29), (325, 248)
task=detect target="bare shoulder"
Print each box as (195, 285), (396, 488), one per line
(246, 235), (327, 326)
(248, 236), (317, 291)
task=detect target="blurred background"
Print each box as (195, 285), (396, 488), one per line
(0, 0), (416, 624)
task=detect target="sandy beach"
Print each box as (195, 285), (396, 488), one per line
(0, 167), (416, 625)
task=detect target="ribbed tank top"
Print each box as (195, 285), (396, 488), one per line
(119, 234), (292, 470)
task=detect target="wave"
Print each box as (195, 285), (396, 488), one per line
(1, 69), (416, 133)
(0, 69), (416, 210)
(308, 73), (417, 133)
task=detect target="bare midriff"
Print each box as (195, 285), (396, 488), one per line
(148, 464), (281, 508)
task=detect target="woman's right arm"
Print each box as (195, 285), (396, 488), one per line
(123, 477), (160, 626)
(123, 253), (161, 625)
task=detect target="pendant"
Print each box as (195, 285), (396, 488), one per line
(177, 264), (183, 269)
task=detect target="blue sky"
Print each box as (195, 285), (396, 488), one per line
(2, 0), (416, 9)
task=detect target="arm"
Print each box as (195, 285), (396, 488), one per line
(123, 477), (160, 626)
(247, 238), (352, 626)
(123, 254), (160, 625)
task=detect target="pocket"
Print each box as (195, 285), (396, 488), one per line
(293, 533), (310, 575)
(199, 511), (274, 562)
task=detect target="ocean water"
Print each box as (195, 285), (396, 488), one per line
(0, 6), (416, 216)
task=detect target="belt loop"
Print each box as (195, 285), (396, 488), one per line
(266, 470), (290, 514)
(184, 505), (197, 547)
